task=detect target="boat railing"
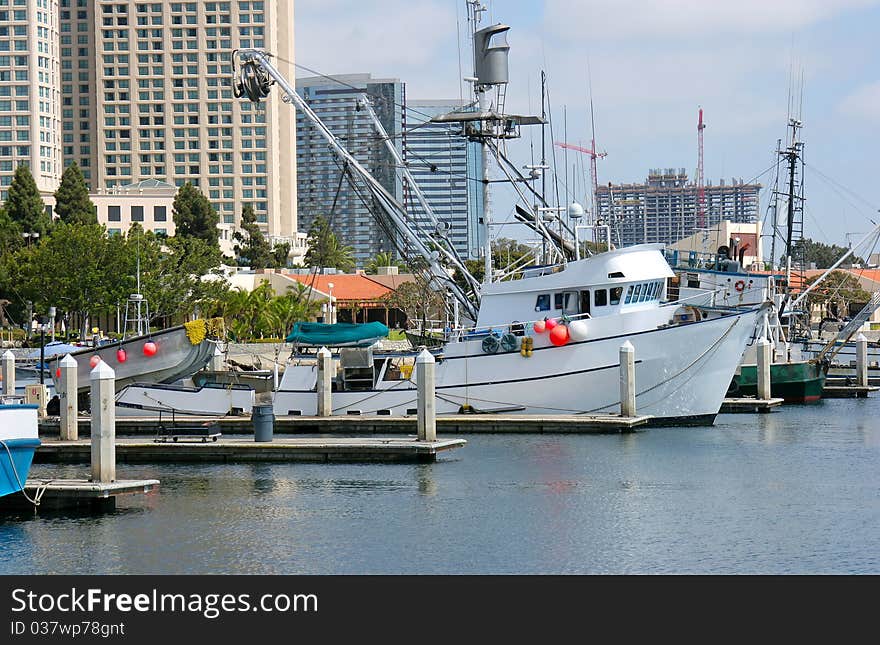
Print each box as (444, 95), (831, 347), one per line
(445, 311), (593, 342)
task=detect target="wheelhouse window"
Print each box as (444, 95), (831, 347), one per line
(594, 289), (607, 307)
(580, 290), (591, 315)
(554, 293), (564, 310)
(562, 292), (579, 315)
(610, 287), (623, 305)
(535, 294), (550, 312)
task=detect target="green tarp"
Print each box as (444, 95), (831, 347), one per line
(285, 321), (389, 347)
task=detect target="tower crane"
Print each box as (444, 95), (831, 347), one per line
(552, 140), (607, 222)
(696, 107), (706, 229)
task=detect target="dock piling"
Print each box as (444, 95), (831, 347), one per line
(416, 349), (437, 441)
(856, 333), (868, 387)
(619, 341), (636, 417)
(59, 354), (78, 441)
(317, 346), (332, 417)
(757, 337), (772, 401)
(90, 360), (116, 483)
(1, 349), (14, 396)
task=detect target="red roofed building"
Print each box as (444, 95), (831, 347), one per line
(284, 272), (409, 326)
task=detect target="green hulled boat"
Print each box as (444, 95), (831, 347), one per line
(728, 360), (828, 403)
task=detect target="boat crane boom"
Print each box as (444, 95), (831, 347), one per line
(231, 49), (479, 321)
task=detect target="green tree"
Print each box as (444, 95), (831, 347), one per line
(6, 222), (129, 337)
(172, 182), (220, 246)
(384, 274), (446, 333)
(271, 241), (291, 268)
(792, 238), (864, 270)
(132, 230), (226, 325)
(207, 281), (321, 341)
(3, 164), (51, 237)
(53, 162), (96, 225)
(366, 251), (394, 274)
(804, 270), (871, 320)
(304, 215), (355, 272)
(232, 204), (272, 269)
(0, 207), (22, 256)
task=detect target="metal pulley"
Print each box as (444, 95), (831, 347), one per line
(233, 59), (274, 103)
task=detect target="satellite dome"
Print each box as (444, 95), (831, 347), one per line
(567, 202), (585, 219)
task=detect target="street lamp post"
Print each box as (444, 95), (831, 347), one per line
(327, 282), (335, 324)
(22, 231), (40, 248)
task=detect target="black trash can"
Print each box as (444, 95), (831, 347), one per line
(252, 404), (274, 442)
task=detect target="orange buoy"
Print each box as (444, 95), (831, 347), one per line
(549, 324), (570, 346)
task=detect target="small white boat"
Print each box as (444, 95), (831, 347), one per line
(115, 382), (255, 417)
(0, 401), (41, 498)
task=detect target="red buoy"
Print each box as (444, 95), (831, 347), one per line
(143, 341), (157, 357)
(89, 355), (101, 368)
(544, 317), (558, 331)
(549, 324), (570, 346)
(117, 348), (127, 363)
(55, 368), (61, 378)
(532, 320), (546, 333)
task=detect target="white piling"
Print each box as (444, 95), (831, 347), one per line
(416, 349), (436, 441)
(619, 341), (636, 417)
(1, 350), (14, 396)
(757, 337), (772, 400)
(59, 354), (78, 441)
(856, 333), (869, 387)
(90, 360), (115, 483)
(316, 346), (332, 417)
(209, 345), (225, 371)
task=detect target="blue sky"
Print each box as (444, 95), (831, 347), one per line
(295, 1), (880, 251)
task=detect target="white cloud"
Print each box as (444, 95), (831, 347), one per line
(838, 81), (880, 121)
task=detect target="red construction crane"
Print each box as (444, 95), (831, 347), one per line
(553, 140), (607, 221)
(696, 107), (706, 229)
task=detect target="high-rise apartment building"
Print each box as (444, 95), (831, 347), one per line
(405, 100), (484, 261)
(596, 169), (761, 248)
(54, 0), (297, 238)
(0, 0), (63, 201)
(295, 73), (404, 266)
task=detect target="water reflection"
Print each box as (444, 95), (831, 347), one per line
(1, 397), (878, 574)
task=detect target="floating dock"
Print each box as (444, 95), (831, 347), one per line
(720, 397), (784, 413)
(0, 479), (159, 511)
(821, 385), (879, 399)
(34, 437), (466, 464)
(39, 413), (652, 437)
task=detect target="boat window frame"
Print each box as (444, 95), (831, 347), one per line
(610, 286), (623, 305)
(562, 291), (579, 315)
(580, 290), (591, 315)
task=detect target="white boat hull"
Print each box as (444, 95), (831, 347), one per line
(274, 306), (764, 425)
(115, 382), (254, 417)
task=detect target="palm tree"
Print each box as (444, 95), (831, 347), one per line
(366, 251), (394, 274)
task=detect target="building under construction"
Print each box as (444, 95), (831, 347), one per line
(595, 169), (761, 248)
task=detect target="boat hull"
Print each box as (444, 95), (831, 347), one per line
(48, 322), (218, 393)
(0, 404), (40, 498)
(274, 306), (765, 426)
(730, 360), (827, 403)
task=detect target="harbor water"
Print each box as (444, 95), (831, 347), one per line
(1, 397), (878, 574)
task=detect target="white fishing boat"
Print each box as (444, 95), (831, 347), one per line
(274, 245), (765, 425)
(232, 7), (763, 426)
(0, 401), (41, 498)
